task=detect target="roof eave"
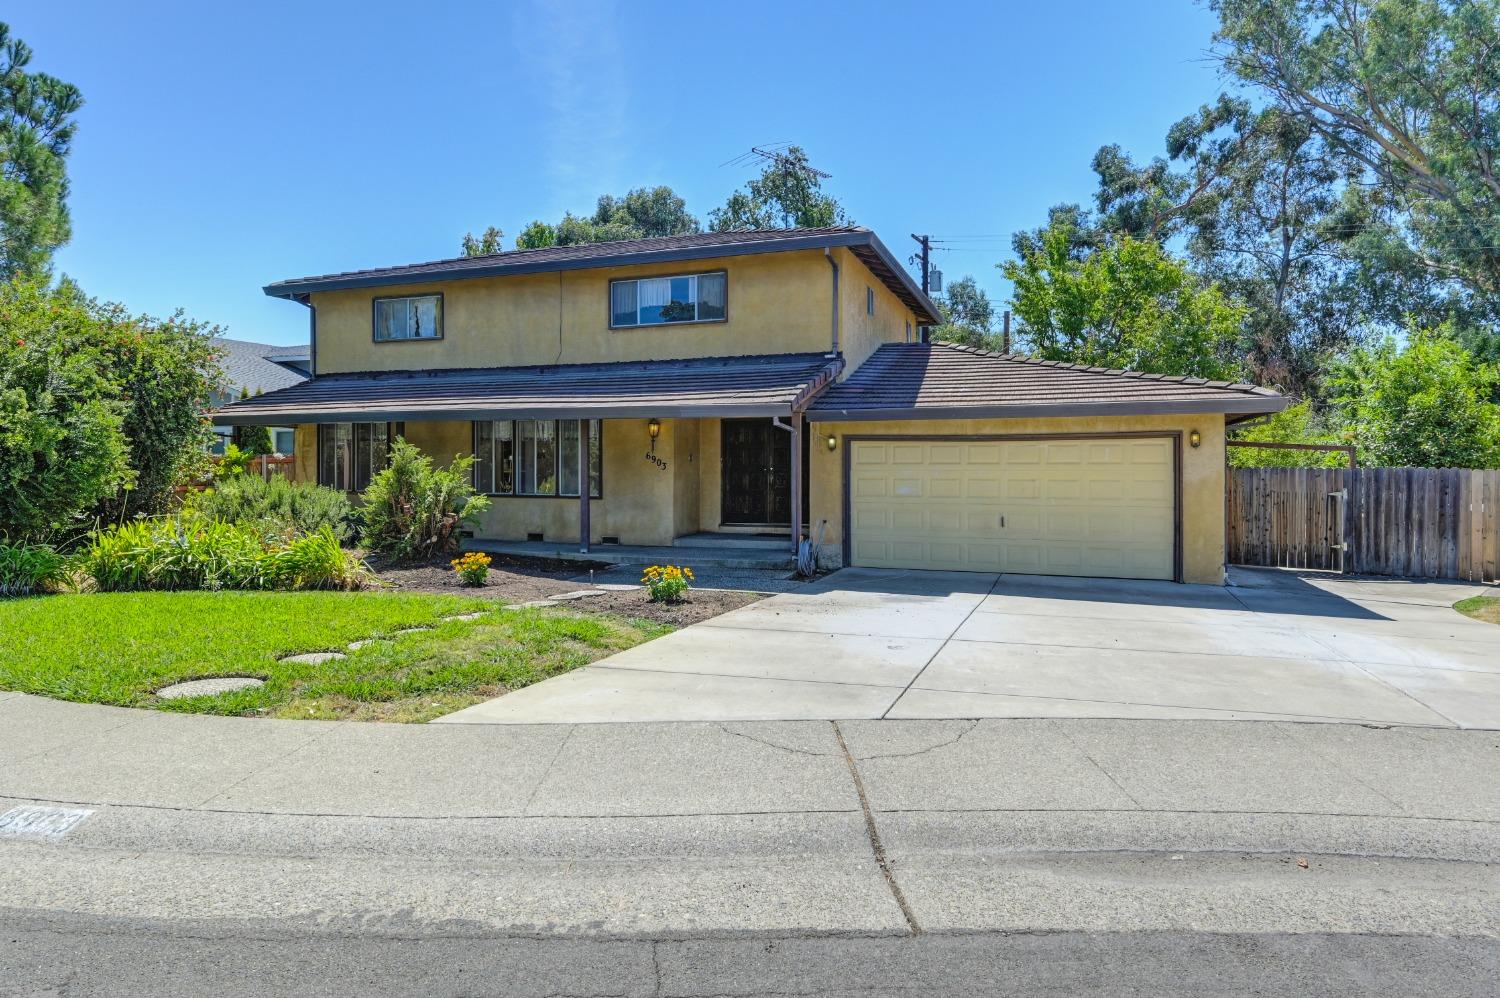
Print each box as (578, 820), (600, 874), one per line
(264, 230), (876, 299)
(212, 400), (806, 426)
(806, 396), (1291, 422)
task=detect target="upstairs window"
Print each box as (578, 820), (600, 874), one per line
(374, 294), (443, 341)
(610, 272), (726, 327)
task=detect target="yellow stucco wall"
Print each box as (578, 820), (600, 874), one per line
(292, 425), (318, 483)
(808, 414), (1229, 584)
(308, 249), (920, 374)
(837, 247), (916, 378)
(452, 417), (687, 546)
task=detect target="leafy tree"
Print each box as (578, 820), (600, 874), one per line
(0, 23), (83, 280)
(1227, 401), (1351, 467)
(234, 424), (273, 457)
(91, 302), (221, 520)
(1003, 222), (1246, 380)
(1211, 0), (1500, 317)
(360, 438), (490, 559)
(1327, 328), (1500, 468)
(709, 147), (848, 230)
(0, 281), (130, 540)
(461, 226), (504, 256)
(932, 275), (995, 347)
(510, 186), (698, 250)
(515, 220), (557, 250)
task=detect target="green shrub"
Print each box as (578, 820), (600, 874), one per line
(76, 516), (369, 592)
(215, 443), (254, 478)
(361, 439), (491, 561)
(184, 474), (356, 543)
(0, 540), (66, 596)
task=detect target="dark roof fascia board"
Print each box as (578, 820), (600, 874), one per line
(806, 396), (1291, 423)
(263, 230), (944, 324)
(212, 401), (802, 426)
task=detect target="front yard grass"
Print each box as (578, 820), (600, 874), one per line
(0, 591), (670, 722)
(1455, 595), (1500, 626)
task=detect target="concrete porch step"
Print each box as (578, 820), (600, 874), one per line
(463, 538), (795, 572)
(672, 531), (789, 551)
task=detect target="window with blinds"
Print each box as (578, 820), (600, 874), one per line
(610, 271), (726, 327)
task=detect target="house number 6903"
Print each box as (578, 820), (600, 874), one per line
(644, 452), (668, 471)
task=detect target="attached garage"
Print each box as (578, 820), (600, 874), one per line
(847, 435), (1177, 580)
(807, 343), (1289, 585)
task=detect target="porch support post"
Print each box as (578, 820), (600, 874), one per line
(578, 418), (591, 554)
(789, 411), (803, 555)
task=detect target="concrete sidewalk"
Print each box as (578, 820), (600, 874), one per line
(4, 695), (1499, 994)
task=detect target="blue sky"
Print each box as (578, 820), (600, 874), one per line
(16, 1), (1225, 346)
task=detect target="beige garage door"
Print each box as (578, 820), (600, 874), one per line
(848, 437), (1176, 580)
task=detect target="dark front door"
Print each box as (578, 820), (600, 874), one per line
(721, 418), (795, 526)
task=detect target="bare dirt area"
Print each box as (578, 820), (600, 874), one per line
(366, 553), (764, 627)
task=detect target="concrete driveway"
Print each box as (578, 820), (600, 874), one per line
(437, 567), (1500, 727)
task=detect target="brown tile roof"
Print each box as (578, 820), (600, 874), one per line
(807, 342), (1288, 421)
(264, 226), (943, 324)
(212, 353), (843, 426)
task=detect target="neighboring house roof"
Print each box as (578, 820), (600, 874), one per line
(212, 353), (844, 425)
(806, 342), (1289, 422)
(263, 226), (944, 325)
(211, 337), (311, 398)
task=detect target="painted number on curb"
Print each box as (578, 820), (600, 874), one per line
(0, 805), (94, 840)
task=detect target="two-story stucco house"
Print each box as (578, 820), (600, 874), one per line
(214, 226), (1288, 584)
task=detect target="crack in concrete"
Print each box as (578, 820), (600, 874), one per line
(850, 719), (981, 760)
(711, 724), (841, 758)
(831, 721), (921, 936)
(1050, 720), (1146, 810)
(524, 727), (579, 815)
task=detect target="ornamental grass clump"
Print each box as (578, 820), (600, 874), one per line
(451, 551), (491, 586)
(0, 540), (66, 597)
(641, 564), (693, 603)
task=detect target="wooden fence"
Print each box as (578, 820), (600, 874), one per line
(1227, 467), (1500, 583)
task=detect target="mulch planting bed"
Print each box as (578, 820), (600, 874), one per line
(366, 553), (764, 627)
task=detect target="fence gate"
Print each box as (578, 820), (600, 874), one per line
(1227, 467), (1500, 583)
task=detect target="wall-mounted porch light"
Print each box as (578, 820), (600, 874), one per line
(825, 433), (838, 452)
(647, 418), (661, 440)
(1189, 429), (1202, 448)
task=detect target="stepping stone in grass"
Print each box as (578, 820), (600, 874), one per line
(549, 589), (608, 600)
(348, 638), (390, 651)
(280, 651), (346, 665)
(157, 676), (266, 700)
(506, 600), (555, 609)
(391, 627), (432, 636)
(442, 612), (488, 622)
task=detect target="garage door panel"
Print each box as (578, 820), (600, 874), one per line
(848, 437), (1175, 581)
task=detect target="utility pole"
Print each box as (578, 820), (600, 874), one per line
(910, 233), (931, 343)
(1002, 310), (1012, 354)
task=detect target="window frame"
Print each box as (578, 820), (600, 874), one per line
(372, 293), (445, 343)
(608, 269), (728, 330)
(472, 419), (603, 499)
(316, 421), (402, 492)
(867, 287), (876, 316)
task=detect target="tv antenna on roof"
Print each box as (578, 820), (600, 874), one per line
(720, 143), (832, 179)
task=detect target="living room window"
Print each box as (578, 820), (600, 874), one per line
(610, 272), (726, 327)
(317, 422), (399, 491)
(473, 419), (601, 497)
(373, 294), (443, 341)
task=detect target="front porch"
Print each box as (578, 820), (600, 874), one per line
(465, 531), (796, 572)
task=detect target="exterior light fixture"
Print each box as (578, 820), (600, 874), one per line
(1189, 429), (1202, 448)
(647, 418), (661, 440)
(826, 434), (838, 452)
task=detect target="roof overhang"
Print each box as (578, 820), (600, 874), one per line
(263, 229), (944, 325)
(214, 400), (812, 426)
(211, 353), (844, 427)
(807, 396), (1291, 423)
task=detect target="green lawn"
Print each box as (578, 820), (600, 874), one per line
(1455, 595), (1500, 626)
(0, 591), (669, 722)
